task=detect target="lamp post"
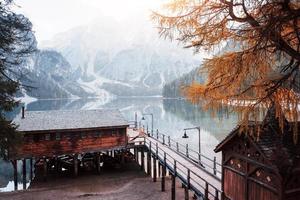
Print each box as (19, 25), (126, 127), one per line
(141, 113), (153, 136)
(182, 126), (201, 162)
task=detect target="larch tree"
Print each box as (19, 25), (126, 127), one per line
(0, 0), (36, 159)
(152, 0), (300, 141)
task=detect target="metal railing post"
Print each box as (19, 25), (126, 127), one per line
(174, 160), (177, 176)
(156, 129), (159, 139)
(205, 182), (209, 199)
(147, 125), (149, 135)
(215, 190), (219, 200)
(134, 112), (137, 129)
(163, 134), (165, 145)
(199, 153), (201, 164)
(187, 169), (190, 189)
(186, 144), (189, 158)
(213, 156), (217, 175)
(168, 136), (171, 147)
(176, 142), (179, 152)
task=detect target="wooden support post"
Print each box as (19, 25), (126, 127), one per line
(161, 152), (166, 192)
(172, 161), (177, 200)
(147, 149), (151, 176)
(22, 158), (26, 190)
(73, 154), (78, 177)
(121, 150), (125, 165)
(43, 157), (47, 181)
(141, 147), (145, 171)
(184, 186), (189, 200)
(158, 162), (161, 178)
(136, 148), (139, 162)
(30, 158), (33, 181)
(55, 157), (60, 175)
(161, 167), (165, 192)
(96, 153), (101, 174)
(153, 155), (157, 182)
(136, 148), (139, 164)
(171, 174), (176, 200)
(12, 160), (18, 191)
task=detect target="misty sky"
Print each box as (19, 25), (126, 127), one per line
(14, 0), (166, 43)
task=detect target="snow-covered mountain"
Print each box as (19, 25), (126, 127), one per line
(40, 15), (201, 97)
(18, 50), (110, 99)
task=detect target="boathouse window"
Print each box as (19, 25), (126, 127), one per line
(56, 133), (61, 140)
(45, 134), (51, 141)
(93, 132), (99, 138)
(64, 133), (71, 139)
(33, 135), (40, 142)
(112, 130), (117, 136)
(81, 132), (86, 139)
(25, 135), (33, 143)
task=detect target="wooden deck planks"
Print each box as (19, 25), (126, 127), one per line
(128, 128), (222, 198)
(146, 136), (221, 190)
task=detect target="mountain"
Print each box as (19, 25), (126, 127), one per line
(40, 15), (201, 97)
(162, 67), (205, 98)
(162, 40), (240, 98)
(17, 50), (101, 99)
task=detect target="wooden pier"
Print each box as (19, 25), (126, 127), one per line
(128, 128), (222, 200)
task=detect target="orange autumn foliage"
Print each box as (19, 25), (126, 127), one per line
(153, 0), (300, 142)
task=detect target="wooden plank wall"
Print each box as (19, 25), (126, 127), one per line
(248, 181), (278, 200)
(15, 128), (127, 158)
(224, 169), (245, 200)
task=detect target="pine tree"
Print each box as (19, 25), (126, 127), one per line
(0, 0), (36, 159)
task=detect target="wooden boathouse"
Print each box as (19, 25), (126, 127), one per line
(215, 109), (300, 200)
(11, 109), (129, 190)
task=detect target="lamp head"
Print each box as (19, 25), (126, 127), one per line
(182, 130), (189, 139)
(141, 116), (145, 120)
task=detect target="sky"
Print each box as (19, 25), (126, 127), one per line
(14, 0), (167, 43)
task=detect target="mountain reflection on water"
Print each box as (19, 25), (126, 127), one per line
(1, 97), (239, 192)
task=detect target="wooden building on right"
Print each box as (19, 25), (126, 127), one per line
(215, 110), (300, 200)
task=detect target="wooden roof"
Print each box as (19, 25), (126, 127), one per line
(13, 109), (129, 132)
(215, 108), (300, 172)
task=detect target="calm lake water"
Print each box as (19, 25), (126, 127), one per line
(0, 97), (239, 192)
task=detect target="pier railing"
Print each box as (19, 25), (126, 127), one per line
(143, 128), (222, 179)
(144, 138), (222, 200)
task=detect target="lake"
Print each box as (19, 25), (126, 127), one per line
(0, 97), (239, 192)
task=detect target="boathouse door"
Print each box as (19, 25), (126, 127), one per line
(224, 168), (278, 200)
